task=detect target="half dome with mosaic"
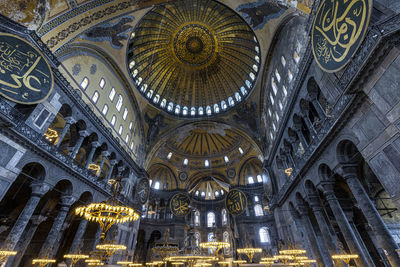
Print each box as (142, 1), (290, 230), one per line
(127, 0), (261, 118)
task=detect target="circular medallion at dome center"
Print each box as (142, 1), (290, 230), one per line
(174, 24), (216, 66)
(127, 0), (261, 118)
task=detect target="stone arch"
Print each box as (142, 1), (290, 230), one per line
(337, 139), (360, 164)
(318, 164), (336, 184)
(59, 103), (72, 118)
(20, 162), (46, 182)
(53, 179), (73, 196)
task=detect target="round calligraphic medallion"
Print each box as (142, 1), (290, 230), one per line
(225, 189), (247, 216)
(311, 0), (372, 72)
(136, 178), (150, 204)
(170, 193), (191, 217)
(0, 33), (53, 104)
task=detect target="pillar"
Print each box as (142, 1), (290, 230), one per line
(97, 151), (110, 177)
(106, 160), (118, 182)
(69, 219), (88, 253)
(297, 204), (333, 267)
(7, 215), (47, 267)
(70, 130), (89, 159)
(311, 99), (327, 120)
(39, 195), (75, 257)
(341, 164), (400, 266)
(303, 114), (318, 137)
(295, 128), (309, 148)
(85, 141), (100, 168)
(320, 182), (370, 267)
(5, 182), (50, 249)
(55, 117), (75, 148)
(308, 193), (339, 254)
(92, 225), (102, 251)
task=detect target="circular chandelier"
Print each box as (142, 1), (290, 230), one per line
(32, 258), (56, 267)
(0, 249), (17, 263)
(76, 203), (139, 238)
(75, 178), (140, 239)
(63, 254), (89, 266)
(237, 248), (262, 263)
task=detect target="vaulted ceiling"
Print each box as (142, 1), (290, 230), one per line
(0, 0), (313, 187)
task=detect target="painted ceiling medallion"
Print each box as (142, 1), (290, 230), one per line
(127, 0), (261, 118)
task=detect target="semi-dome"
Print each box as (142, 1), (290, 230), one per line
(127, 0), (261, 118)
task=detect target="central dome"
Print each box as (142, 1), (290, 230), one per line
(127, 0), (261, 118)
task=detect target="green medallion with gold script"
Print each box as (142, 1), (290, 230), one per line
(0, 33), (53, 104)
(311, 0), (372, 73)
(170, 193), (191, 217)
(225, 189), (247, 216)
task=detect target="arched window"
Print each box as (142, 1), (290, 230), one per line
(254, 204), (263, 216)
(194, 211), (200, 226)
(175, 105), (181, 115)
(154, 181), (160, 190)
(191, 107), (196, 116)
(80, 77), (89, 90)
(102, 104), (108, 115)
(109, 88), (116, 101)
(183, 106), (188, 116)
(123, 108), (128, 120)
(222, 209), (227, 226)
(118, 125), (123, 135)
(92, 91), (99, 103)
(214, 104), (220, 113)
(116, 95), (123, 111)
(99, 78), (106, 88)
(248, 176), (254, 184)
(207, 212), (215, 227)
(198, 107), (204, 115)
(160, 99), (167, 108)
(125, 134), (130, 144)
(206, 106), (212, 116)
(111, 115), (117, 126)
(259, 227), (270, 243)
(257, 174), (263, 183)
(168, 102), (174, 112)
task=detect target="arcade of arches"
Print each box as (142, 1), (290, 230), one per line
(0, 0), (400, 266)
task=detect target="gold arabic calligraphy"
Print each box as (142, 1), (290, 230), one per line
(171, 194), (190, 216)
(226, 190), (246, 215)
(312, 0), (371, 71)
(0, 34), (52, 103)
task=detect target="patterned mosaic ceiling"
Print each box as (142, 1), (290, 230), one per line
(127, 0), (261, 118)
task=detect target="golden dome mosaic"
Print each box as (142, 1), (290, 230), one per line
(127, 0), (261, 117)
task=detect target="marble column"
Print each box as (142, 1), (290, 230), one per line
(295, 128), (308, 148)
(341, 164), (400, 266)
(50, 221), (71, 257)
(70, 130), (89, 159)
(69, 219), (88, 253)
(5, 182), (50, 249)
(85, 141), (101, 168)
(92, 226), (102, 251)
(97, 151), (110, 177)
(106, 160), (118, 182)
(39, 195), (75, 257)
(308, 193), (339, 254)
(7, 215), (47, 267)
(297, 204), (333, 267)
(288, 206), (315, 262)
(303, 114), (318, 137)
(310, 99), (327, 120)
(320, 182), (370, 267)
(55, 117), (75, 148)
